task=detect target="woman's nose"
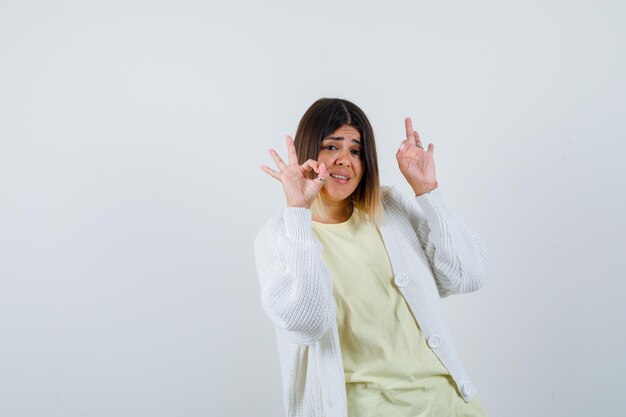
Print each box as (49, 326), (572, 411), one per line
(336, 150), (351, 166)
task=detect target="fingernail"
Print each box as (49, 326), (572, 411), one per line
(400, 143), (405, 151)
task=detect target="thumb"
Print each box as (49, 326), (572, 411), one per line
(316, 163), (328, 186)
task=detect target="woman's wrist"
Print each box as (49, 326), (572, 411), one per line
(413, 182), (438, 196)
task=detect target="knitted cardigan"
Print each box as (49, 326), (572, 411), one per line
(254, 186), (489, 417)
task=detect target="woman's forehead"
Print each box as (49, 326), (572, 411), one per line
(324, 125), (362, 143)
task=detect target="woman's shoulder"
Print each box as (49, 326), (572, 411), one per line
(379, 185), (430, 222)
(380, 184), (405, 207)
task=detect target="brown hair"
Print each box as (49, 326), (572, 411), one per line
(294, 98), (384, 225)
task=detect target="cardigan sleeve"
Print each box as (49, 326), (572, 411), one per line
(254, 207), (336, 345)
(389, 187), (489, 298)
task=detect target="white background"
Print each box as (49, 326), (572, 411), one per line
(1, 1), (624, 416)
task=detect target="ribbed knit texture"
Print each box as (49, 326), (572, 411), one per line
(254, 187), (489, 417)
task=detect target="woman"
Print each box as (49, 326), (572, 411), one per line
(254, 98), (489, 417)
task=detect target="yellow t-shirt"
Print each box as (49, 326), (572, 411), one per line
(312, 209), (487, 417)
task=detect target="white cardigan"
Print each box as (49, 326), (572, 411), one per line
(254, 186), (489, 417)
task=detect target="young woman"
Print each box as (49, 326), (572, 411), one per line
(254, 98), (489, 417)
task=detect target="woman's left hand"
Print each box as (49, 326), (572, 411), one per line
(396, 117), (438, 196)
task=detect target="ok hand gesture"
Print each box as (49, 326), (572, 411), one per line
(396, 117), (438, 196)
(261, 135), (328, 209)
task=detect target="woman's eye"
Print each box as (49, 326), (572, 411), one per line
(321, 145), (361, 157)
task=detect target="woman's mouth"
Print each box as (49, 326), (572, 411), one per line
(330, 174), (350, 184)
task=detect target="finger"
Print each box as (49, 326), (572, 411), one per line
(428, 143), (434, 153)
(405, 117), (416, 145)
(413, 130), (423, 148)
(319, 162), (327, 176)
(286, 135), (299, 165)
(301, 159), (320, 172)
(260, 164), (281, 180)
(268, 148), (288, 171)
(314, 162), (328, 187)
(397, 139), (410, 153)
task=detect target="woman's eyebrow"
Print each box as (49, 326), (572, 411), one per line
(324, 136), (362, 145)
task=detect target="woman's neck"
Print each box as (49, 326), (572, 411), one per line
(312, 199), (353, 224)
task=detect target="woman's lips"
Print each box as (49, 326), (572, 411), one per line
(329, 174), (349, 184)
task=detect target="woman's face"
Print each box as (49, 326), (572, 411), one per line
(317, 125), (364, 204)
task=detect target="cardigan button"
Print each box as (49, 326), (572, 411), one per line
(427, 335), (441, 348)
(394, 273), (408, 287)
(461, 382), (473, 396)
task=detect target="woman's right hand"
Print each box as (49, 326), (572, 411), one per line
(261, 135), (328, 209)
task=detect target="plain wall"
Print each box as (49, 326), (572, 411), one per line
(1, 0), (624, 416)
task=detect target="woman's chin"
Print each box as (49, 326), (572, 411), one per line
(321, 189), (354, 204)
